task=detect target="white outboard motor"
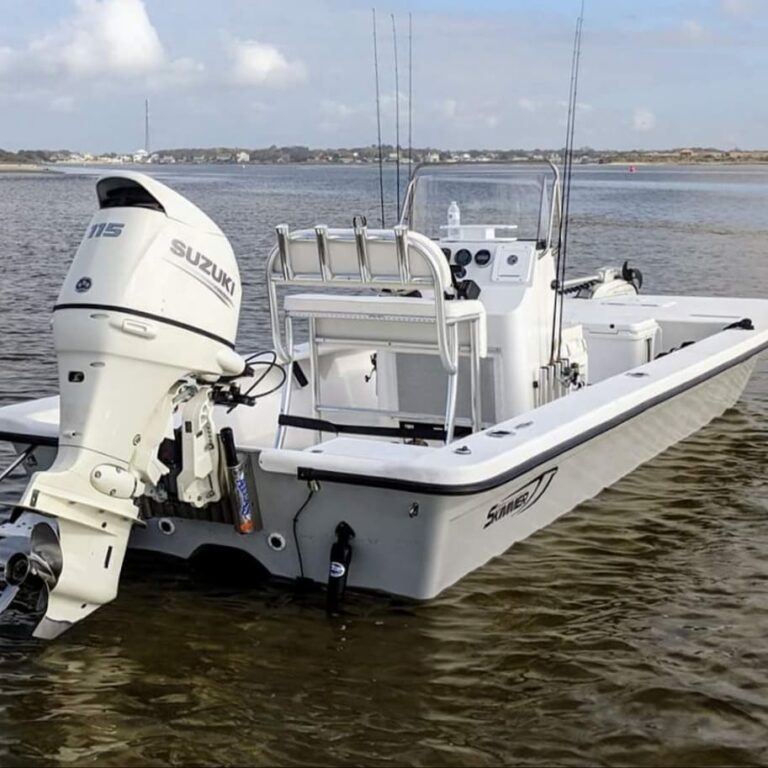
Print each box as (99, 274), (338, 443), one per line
(0, 172), (245, 638)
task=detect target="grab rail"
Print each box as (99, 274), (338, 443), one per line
(265, 224), (458, 373)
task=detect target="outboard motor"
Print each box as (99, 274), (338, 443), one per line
(0, 171), (245, 638)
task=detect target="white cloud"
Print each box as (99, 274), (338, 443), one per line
(721, 0), (755, 17)
(557, 99), (593, 112)
(518, 97), (538, 113)
(321, 99), (357, 120)
(651, 19), (714, 45)
(679, 20), (709, 42)
(49, 95), (75, 112)
(318, 99), (363, 132)
(147, 57), (205, 89)
(29, 0), (165, 77)
(633, 107), (656, 132)
(437, 98), (458, 119)
(227, 38), (306, 87)
(0, 0), (202, 92)
(0, 46), (14, 74)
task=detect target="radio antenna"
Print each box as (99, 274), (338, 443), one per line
(372, 9), (386, 227)
(551, 0), (585, 363)
(408, 12), (413, 182)
(391, 13), (401, 215)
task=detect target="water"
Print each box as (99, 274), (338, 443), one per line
(0, 164), (766, 766)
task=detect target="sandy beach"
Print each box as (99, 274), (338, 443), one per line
(0, 163), (53, 173)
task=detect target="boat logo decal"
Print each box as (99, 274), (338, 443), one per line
(87, 222), (124, 239)
(483, 468), (558, 529)
(75, 277), (92, 293)
(167, 238), (236, 308)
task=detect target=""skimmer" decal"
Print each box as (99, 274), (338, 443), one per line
(483, 468), (558, 529)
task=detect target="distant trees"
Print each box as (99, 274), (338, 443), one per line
(3, 144), (768, 167)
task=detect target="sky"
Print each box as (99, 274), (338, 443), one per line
(1, 0), (767, 152)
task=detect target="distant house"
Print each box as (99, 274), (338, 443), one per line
(236, 151), (250, 164)
(132, 149), (149, 163)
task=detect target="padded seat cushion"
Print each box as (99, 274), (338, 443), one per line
(284, 293), (487, 357)
(285, 293), (484, 321)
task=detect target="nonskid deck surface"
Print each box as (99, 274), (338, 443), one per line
(564, 293), (766, 328)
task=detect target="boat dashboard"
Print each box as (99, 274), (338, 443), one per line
(436, 238), (538, 286)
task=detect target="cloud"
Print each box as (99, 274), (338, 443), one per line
(29, 0), (165, 77)
(679, 20), (710, 42)
(649, 19), (714, 45)
(0, 0), (202, 92)
(647, 18), (715, 46)
(721, 0), (755, 17)
(321, 99), (358, 120)
(49, 95), (75, 112)
(633, 107), (656, 132)
(0, 46), (14, 74)
(227, 38), (306, 87)
(318, 99), (365, 132)
(147, 57), (205, 89)
(518, 97), (538, 113)
(558, 100), (593, 113)
(437, 98), (458, 119)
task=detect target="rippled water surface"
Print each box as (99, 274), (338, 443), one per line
(0, 164), (766, 767)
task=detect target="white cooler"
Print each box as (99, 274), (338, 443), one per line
(582, 318), (661, 383)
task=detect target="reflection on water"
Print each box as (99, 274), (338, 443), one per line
(0, 165), (766, 766)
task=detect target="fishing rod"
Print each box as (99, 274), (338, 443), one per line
(372, 8), (386, 227)
(551, 0), (585, 364)
(391, 13), (401, 215)
(408, 12), (413, 183)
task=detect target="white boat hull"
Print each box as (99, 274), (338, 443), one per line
(128, 352), (758, 599)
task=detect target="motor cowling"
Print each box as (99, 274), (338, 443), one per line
(0, 171), (246, 638)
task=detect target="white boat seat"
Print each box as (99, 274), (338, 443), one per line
(266, 223), (485, 445)
(284, 294), (488, 357)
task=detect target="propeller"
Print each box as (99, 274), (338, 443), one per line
(621, 260), (644, 292)
(0, 517), (62, 625)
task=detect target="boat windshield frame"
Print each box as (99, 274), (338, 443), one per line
(400, 161), (562, 249)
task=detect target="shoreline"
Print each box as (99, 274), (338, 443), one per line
(0, 163), (57, 174)
(4, 160), (768, 176)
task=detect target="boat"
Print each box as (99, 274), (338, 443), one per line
(0, 164), (765, 639)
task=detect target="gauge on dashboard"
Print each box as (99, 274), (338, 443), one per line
(474, 249), (492, 266)
(454, 249), (472, 267)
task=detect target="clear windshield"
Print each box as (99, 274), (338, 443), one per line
(405, 164), (555, 243)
